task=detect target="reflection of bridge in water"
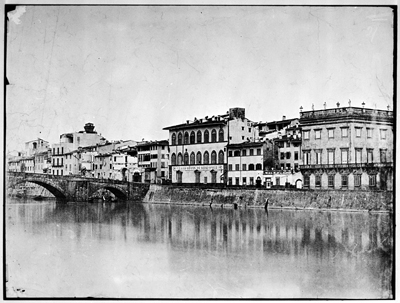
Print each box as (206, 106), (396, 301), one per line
(7, 172), (150, 202)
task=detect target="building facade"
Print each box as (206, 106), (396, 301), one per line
(51, 123), (106, 176)
(226, 141), (271, 186)
(163, 108), (259, 184)
(300, 105), (393, 190)
(137, 140), (169, 184)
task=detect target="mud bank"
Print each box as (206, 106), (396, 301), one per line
(143, 184), (393, 212)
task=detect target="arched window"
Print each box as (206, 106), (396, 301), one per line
(184, 152), (189, 165)
(219, 129), (224, 142)
(190, 131), (195, 144)
(171, 133), (176, 145)
(218, 150), (224, 164)
(196, 151), (202, 164)
(204, 151), (209, 164)
(177, 153), (183, 165)
(211, 129), (217, 142)
(190, 152), (195, 165)
(204, 130), (209, 143)
(178, 133), (183, 145)
(197, 130), (202, 143)
(184, 132), (189, 144)
(249, 164), (255, 171)
(211, 151), (217, 164)
(171, 153), (176, 165)
(256, 163), (262, 170)
(234, 150), (240, 157)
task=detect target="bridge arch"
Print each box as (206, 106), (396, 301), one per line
(14, 179), (67, 201)
(90, 185), (128, 200)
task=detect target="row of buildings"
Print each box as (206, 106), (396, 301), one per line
(7, 103), (394, 191)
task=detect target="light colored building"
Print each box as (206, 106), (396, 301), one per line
(300, 103), (393, 190)
(92, 142), (140, 181)
(24, 138), (50, 156)
(51, 123), (106, 176)
(226, 141), (273, 186)
(7, 139), (51, 174)
(137, 140), (169, 184)
(163, 108), (259, 184)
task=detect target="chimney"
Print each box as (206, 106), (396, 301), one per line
(282, 116), (286, 120)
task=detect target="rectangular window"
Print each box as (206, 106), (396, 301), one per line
(250, 149), (254, 156)
(257, 148), (261, 155)
(303, 151), (311, 165)
(248, 128), (251, 132)
(369, 175), (376, 187)
(315, 129), (321, 139)
(341, 175), (348, 188)
(294, 151), (299, 160)
(235, 177), (240, 185)
(303, 131), (310, 140)
(354, 175), (361, 187)
(250, 177), (254, 185)
(328, 175), (334, 188)
(228, 164), (232, 171)
(355, 127), (362, 138)
(315, 175), (321, 187)
(110, 164), (112, 169)
(286, 142), (290, 148)
(304, 175), (310, 188)
(286, 163), (291, 170)
(242, 177), (247, 185)
(315, 150), (322, 165)
(341, 127), (348, 138)
(242, 150), (246, 156)
(328, 128), (335, 139)
(328, 150), (335, 164)
(341, 127), (349, 138)
(355, 149), (362, 164)
(367, 128), (373, 138)
(242, 164), (246, 171)
(286, 152), (291, 159)
(276, 177), (280, 186)
(341, 149), (348, 164)
(235, 164), (240, 171)
(228, 177), (232, 185)
(380, 129), (387, 140)
(380, 149), (387, 163)
(280, 152), (285, 160)
(228, 151), (232, 157)
(367, 149), (373, 163)
(242, 127), (244, 130)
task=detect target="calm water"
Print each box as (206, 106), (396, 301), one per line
(6, 198), (393, 298)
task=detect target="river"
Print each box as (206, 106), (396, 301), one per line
(5, 198), (393, 298)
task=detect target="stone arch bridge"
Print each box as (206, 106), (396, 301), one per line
(7, 172), (150, 203)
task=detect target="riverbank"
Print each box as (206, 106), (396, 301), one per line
(143, 184), (393, 212)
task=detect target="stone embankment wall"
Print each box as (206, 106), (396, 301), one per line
(143, 185), (393, 212)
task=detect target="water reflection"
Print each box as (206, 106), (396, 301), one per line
(6, 199), (392, 298)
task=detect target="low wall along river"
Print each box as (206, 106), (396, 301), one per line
(143, 185), (393, 212)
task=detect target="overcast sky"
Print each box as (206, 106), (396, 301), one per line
(6, 5), (394, 152)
